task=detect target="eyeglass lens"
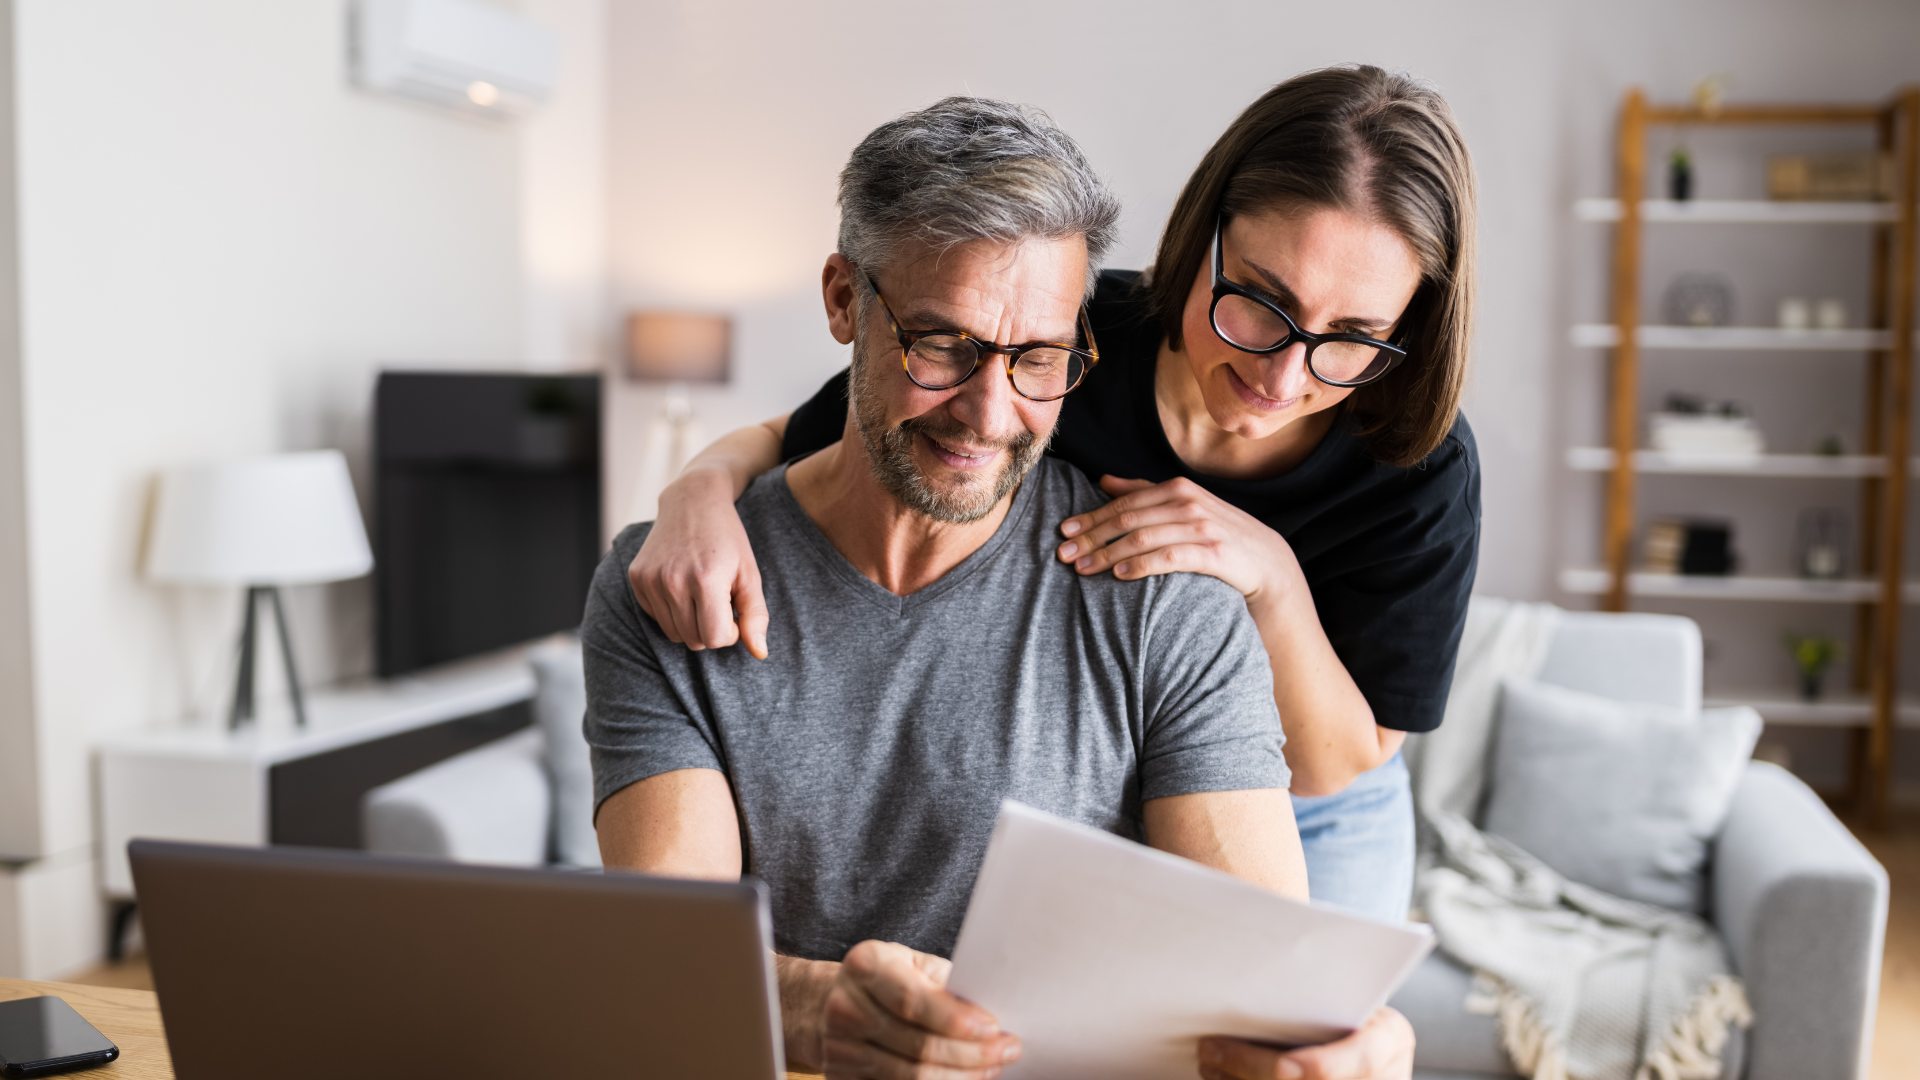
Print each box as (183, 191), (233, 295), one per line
(1212, 294), (1394, 384)
(905, 336), (1085, 400)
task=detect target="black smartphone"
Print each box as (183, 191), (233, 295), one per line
(0, 997), (119, 1077)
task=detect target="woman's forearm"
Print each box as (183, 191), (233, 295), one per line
(671, 414), (790, 502)
(1248, 566), (1404, 798)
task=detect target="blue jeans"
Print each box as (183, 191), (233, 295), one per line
(1289, 750), (1414, 922)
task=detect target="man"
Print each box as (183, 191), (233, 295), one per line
(585, 98), (1407, 1080)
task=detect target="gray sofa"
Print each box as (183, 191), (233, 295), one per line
(1395, 611), (1887, 1080)
(363, 614), (1888, 1080)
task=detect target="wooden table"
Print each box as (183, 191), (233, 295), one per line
(0, 978), (172, 1079)
(0, 976), (820, 1078)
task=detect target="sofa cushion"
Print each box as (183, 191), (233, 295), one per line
(532, 637), (600, 867)
(1482, 679), (1760, 913)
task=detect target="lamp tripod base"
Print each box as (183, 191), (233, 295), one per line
(229, 584), (309, 730)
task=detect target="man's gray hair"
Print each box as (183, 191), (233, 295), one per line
(838, 97), (1121, 296)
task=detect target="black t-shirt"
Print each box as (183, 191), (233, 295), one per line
(781, 270), (1480, 733)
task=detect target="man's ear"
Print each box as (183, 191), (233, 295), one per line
(822, 254), (859, 346)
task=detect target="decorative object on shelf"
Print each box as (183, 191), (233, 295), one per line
(1668, 146), (1693, 201)
(1649, 394), (1763, 457)
(1783, 632), (1840, 701)
(1815, 433), (1846, 456)
(626, 311), (733, 476)
(1794, 508), (1848, 580)
(144, 450), (374, 729)
(1767, 152), (1893, 201)
(1692, 74), (1728, 117)
(1777, 296), (1811, 330)
(1662, 273), (1733, 327)
(1815, 298), (1848, 330)
(1644, 518), (1738, 576)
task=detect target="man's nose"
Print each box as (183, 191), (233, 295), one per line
(945, 353), (1026, 442)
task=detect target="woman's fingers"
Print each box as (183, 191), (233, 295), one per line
(1097, 474), (1156, 497)
(732, 567), (770, 660)
(1058, 476), (1189, 541)
(692, 578), (740, 651)
(1058, 496), (1206, 562)
(1094, 514), (1220, 564)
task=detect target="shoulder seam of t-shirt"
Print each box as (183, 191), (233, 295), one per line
(757, 459), (1057, 616)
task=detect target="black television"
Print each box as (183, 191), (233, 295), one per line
(373, 371), (602, 678)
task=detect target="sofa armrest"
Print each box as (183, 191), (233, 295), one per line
(1712, 761), (1887, 1080)
(362, 728), (552, 866)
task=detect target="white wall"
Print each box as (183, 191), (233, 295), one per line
(0, 0), (598, 977)
(521, 0), (608, 375)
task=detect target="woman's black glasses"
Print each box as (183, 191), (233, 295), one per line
(1208, 215), (1407, 388)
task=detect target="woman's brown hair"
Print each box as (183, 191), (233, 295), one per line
(1148, 65), (1476, 467)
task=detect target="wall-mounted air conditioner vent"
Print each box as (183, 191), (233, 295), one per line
(352, 0), (559, 118)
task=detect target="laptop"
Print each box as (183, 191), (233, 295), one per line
(129, 840), (785, 1079)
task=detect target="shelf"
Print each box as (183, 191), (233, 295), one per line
(1706, 691), (1920, 729)
(1557, 568), (1905, 603)
(1575, 198), (1899, 224)
(1571, 324), (1896, 350)
(1565, 447), (1891, 477)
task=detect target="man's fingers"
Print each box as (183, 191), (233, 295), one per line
(821, 1032), (1007, 1080)
(842, 942), (997, 1039)
(1277, 1008), (1412, 1080)
(825, 942), (1019, 1079)
(1197, 1036), (1296, 1080)
(823, 983), (1019, 1075)
(1197, 1008), (1414, 1080)
(845, 995), (1020, 1073)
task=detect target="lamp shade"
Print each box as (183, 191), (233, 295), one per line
(625, 312), (730, 383)
(145, 450), (374, 585)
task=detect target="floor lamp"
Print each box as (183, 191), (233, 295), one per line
(145, 450), (374, 729)
(626, 311), (731, 476)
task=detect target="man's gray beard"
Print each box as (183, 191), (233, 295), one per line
(847, 328), (1049, 525)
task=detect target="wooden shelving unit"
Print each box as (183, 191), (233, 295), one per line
(1571, 324), (1904, 350)
(1578, 88), (1920, 824)
(1566, 448), (1892, 477)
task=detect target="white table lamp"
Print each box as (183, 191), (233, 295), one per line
(146, 450), (374, 729)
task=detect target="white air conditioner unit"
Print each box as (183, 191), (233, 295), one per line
(352, 0), (559, 118)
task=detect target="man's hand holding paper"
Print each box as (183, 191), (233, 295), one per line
(946, 802), (1431, 1080)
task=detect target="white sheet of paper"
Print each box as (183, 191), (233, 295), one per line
(947, 800), (1434, 1079)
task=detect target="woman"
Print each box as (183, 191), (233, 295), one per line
(630, 64), (1477, 925)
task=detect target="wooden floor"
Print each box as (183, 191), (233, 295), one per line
(66, 815), (1920, 1078)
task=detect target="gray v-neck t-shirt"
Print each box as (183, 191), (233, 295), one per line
(583, 457), (1288, 961)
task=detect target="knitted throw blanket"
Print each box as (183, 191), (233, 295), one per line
(1405, 598), (1751, 1080)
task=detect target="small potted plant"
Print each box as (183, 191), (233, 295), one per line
(1784, 633), (1841, 702)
